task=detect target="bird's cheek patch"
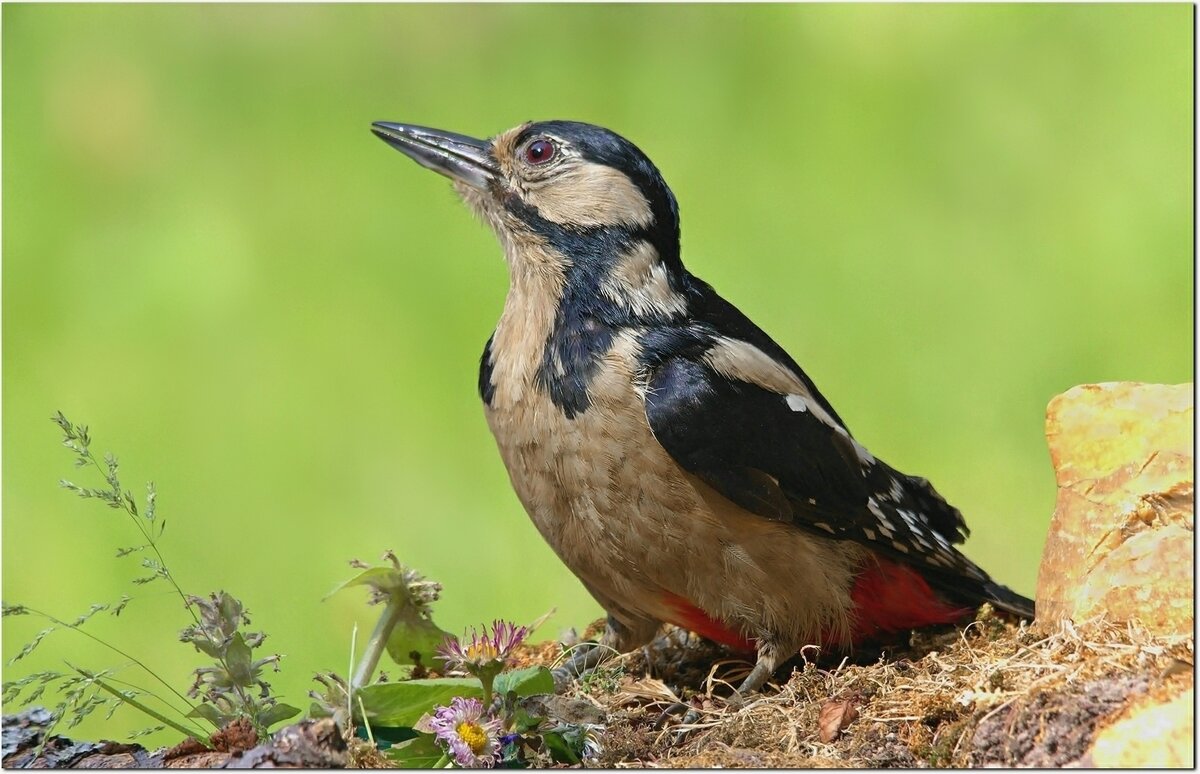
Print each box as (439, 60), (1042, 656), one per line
(526, 162), (654, 229)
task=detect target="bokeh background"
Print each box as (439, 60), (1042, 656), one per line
(3, 3), (1192, 746)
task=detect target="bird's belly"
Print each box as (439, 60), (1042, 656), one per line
(483, 332), (863, 645)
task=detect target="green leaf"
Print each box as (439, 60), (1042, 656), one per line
(327, 563), (453, 667)
(257, 702), (301, 728)
(77, 669), (210, 744)
(357, 678), (483, 727)
(224, 632), (254, 684)
(384, 732), (444, 768)
(384, 614), (455, 668)
(357, 724), (418, 749)
(508, 705), (544, 735)
(542, 730), (580, 765)
(493, 666), (554, 699)
(325, 567), (398, 598)
(187, 702), (225, 728)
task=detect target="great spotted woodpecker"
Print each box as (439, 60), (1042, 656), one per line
(371, 119), (1035, 695)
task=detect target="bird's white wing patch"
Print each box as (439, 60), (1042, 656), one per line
(703, 337), (847, 433)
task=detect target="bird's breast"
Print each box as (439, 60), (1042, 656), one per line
(484, 325), (698, 610)
(485, 328), (668, 533)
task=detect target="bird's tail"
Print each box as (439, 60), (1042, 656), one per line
(927, 569), (1036, 620)
(981, 580), (1035, 618)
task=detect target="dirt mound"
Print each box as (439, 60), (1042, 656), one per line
(545, 609), (1192, 768)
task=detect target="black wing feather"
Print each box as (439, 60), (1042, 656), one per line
(647, 357), (871, 519)
(643, 350), (992, 587)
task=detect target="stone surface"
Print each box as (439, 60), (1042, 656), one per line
(1036, 382), (1193, 635)
(1089, 685), (1194, 767)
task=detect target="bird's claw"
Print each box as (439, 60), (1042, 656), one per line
(551, 640), (608, 693)
(651, 701), (689, 729)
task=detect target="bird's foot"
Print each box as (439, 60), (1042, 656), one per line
(652, 700), (704, 746)
(724, 639), (784, 707)
(551, 640), (611, 693)
(733, 660), (773, 697)
(651, 701), (690, 729)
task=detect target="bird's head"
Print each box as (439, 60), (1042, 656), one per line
(372, 120), (685, 313)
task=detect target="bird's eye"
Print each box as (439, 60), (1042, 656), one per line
(524, 139), (556, 165)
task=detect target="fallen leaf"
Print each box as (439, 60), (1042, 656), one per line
(818, 697), (859, 743)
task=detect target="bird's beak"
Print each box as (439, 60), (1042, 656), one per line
(371, 122), (498, 191)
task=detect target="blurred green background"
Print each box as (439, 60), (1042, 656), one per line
(3, 3), (1191, 745)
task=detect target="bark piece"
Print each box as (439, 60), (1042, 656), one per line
(2, 709), (346, 769)
(224, 718), (346, 768)
(969, 674), (1149, 767)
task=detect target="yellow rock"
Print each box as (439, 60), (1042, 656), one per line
(1090, 686), (1194, 767)
(1036, 382), (1194, 635)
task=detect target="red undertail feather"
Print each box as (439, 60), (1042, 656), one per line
(848, 557), (973, 641)
(661, 557), (972, 654)
(662, 592), (756, 652)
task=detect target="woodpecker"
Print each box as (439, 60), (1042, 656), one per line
(371, 119), (1035, 695)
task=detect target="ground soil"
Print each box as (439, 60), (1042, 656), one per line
(554, 609), (1192, 768)
(5, 609), (1191, 768)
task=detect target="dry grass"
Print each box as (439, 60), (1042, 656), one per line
(532, 609), (1194, 768)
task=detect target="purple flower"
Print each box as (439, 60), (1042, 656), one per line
(437, 620), (529, 674)
(429, 697), (503, 768)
